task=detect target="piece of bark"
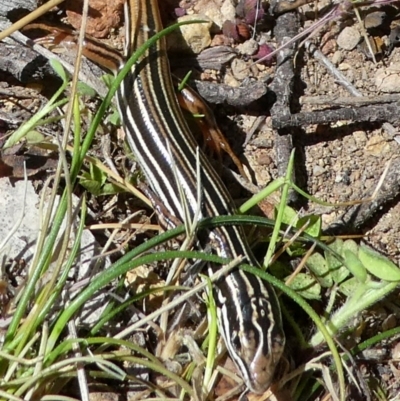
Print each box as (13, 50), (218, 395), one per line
(0, 0), (37, 17)
(272, 102), (400, 129)
(0, 41), (53, 83)
(300, 94), (400, 107)
(0, 18), (108, 97)
(192, 80), (267, 107)
(268, 3), (300, 201)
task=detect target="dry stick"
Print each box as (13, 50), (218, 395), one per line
(272, 42), (400, 129)
(270, 24), (361, 129)
(268, 1), (300, 202)
(272, 102), (400, 129)
(300, 94), (400, 107)
(294, 41), (400, 136)
(193, 80), (267, 108)
(304, 41), (362, 97)
(244, 115), (265, 146)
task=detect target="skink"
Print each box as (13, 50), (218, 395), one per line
(42, 0), (285, 393)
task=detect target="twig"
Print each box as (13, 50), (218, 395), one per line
(300, 94), (400, 106)
(193, 80), (267, 107)
(272, 102), (400, 129)
(268, 2), (300, 201)
(305, 41), (362, 97)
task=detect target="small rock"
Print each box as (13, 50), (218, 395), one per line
(331, 50), (343, 65)
(366, 135), (390, 156)
(346, 69), (355, 83)
(257, 152), (272, 166)
(382, 314), (397, 331)
(193, 0), (226, 29)
(251, 137), (273, 148)
(359, 36), (384, 60)
(221, 0), (236, 22)
(313, 165), (326, 177)
(173, 15), (212, 54)
(354, 79), (365, 89)
(321, 38), (337, 55)
(364, 11), (386, 30)
(375, 63), (400, 93)
(337, 26), (361, 50)
(338, 62), (351, 71)
(237, 39), (258, 56)
(334, 174), (343, 183)
(343, 136), (358, 153)
(231, 58), (250, 80)
(392, 342), (400, 360)
(389, 26), (400, 50)
(224, 72), (240, 87)
(353, 130), (367, 146)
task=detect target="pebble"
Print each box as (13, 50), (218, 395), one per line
(193, 0), (224, 28)
(353, 130), (367, 146)
(364, 11), (386, 30)
(231, 58), (250, 80)
(382, 314), (397, 331)
(375, 63), (400, 93)
(392, 342), (400, 360)
(313, 165), (326, 177)
(321, 38), (337, 55)
(331, 50), (343, 65)
(174, 15), (212, 54)
(257, 152), (273, 166)
(224, 72), (240, 87)
(337, 26), (361, 50)
(237, 39), (258, 56)
(338, 62), (351, 70)
(221, 0), (236, 22)
(365, 135), (390, 156)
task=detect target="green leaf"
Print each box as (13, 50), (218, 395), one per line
(278, 204), (298, 226)
(107, 108), (121, 126)
(307, 252), (333, 287)
(297, 214), (321, 238)
(285, 243), (309, 257)
(269, 260), (292, 280)
(25, 130), (45, 143)
(342, 239), (358, 254)
(358, 244), (400, 281)
(326, 239), (349, 284)
(286, 273), (321, 300)
(343, 249), (367, 283)
(338, 277), (360, 297)
(77, 82), (97, 97)
(80, 179), (102, 195)
(90, 163), (107, 186)
(50, 59), (68, 83)
(101, 73), (115, 88)
(100, 183), (125, 195)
